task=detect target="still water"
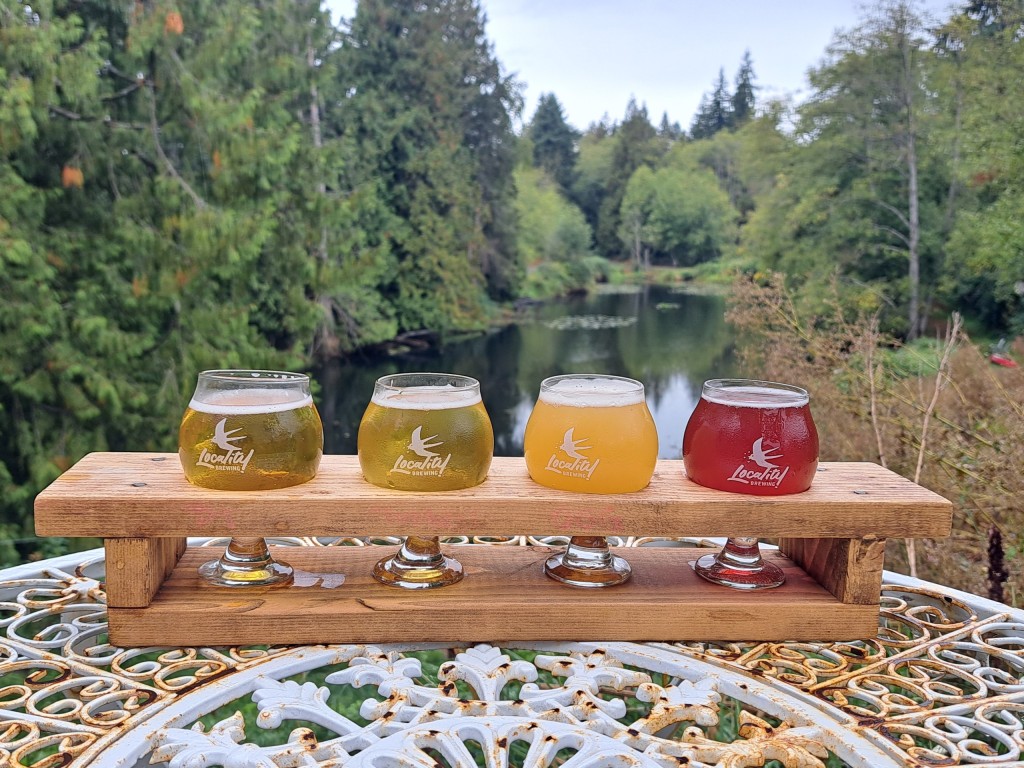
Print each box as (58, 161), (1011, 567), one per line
(316, 284), (736, 459)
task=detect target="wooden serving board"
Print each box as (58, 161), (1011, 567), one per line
(36, 452), (952, 645)
(35, 454), (952, 538)
(106, 545), (879, 645)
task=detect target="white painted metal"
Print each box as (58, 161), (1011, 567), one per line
(0, 538), (1020, 768)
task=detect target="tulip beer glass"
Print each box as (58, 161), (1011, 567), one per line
(682, 378), (818, 589)
(358, 372), (493, 588)
(524, 374), (658, 586)
(179, 369), (323, 587)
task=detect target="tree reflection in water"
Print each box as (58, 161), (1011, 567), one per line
(317, 284), (736, 459)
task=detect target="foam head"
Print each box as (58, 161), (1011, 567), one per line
(372, 384), (482, 410)
(702, 384), (808, 408)
(538, 375), (646, 407)
(189, 389), (314, 414)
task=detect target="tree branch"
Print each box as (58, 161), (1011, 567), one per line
(875, 223), (910, 247)
(871, 196), (910, 230)
(147, 88), (208, 210)
(102, 82), (142, 102)
(48, 104), (83, 120)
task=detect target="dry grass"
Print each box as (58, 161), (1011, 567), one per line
(728, 274), (1024, 606)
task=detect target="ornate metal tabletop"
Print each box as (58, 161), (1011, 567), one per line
(1, 537), (1021, 767)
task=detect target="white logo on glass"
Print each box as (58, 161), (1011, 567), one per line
(213, 419), (246, 451)
(198, 418), (255, 473)
(392, 426), (451, 476)
(728, 437), (789, 487)
(545, 427), (600, 480)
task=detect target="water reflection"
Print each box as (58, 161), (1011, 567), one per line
(316, 285), (735, 459)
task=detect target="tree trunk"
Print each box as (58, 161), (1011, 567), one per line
(902, 24), (921, 340)
(307, 38), (337, 358)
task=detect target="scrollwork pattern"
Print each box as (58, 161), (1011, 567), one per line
(0, 546), (1019, 766)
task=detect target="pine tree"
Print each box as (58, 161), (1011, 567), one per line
(732, 50), (757, 125)
(530, 93), (579, 192)
(690, 69), (732, 138)
(338, 0), (522, 325)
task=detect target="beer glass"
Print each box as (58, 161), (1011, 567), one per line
(683, 378), (818, 589)
(524, 374), (658, 586)
(358, 372), (493, 588)
(179, 369), (323, 587)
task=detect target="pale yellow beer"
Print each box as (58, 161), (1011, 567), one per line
(358, 374), (493, 491)
(524, 374), (658, 494)
(179, 379), (322, 491)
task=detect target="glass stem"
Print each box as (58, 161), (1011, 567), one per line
(715, 537), (765, 571)
(221, 537), (276, 569)
(394, 536), (446, 568)
(561, 536), (614, 570)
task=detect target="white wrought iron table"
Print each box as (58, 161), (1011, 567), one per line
(1, 537), (1022, 767)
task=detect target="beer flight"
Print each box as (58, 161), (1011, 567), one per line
(179, 369), (819, 592)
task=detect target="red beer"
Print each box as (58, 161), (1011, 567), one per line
(683, 379), (818, 495)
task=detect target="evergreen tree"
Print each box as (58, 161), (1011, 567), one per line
(732, 50), (757, 124)
(658, 112), (683, 141)
(690, 68), (732, 138)
(595, 98), (659, 258)
(530, 93), (579, 192)
(338, 0), (522, 326)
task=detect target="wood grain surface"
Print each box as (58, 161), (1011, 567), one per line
(106, 545), (879, 645)
(104, 536), (187, 607)
(779, 536), (886, 604)
(36, 453), (952, 538)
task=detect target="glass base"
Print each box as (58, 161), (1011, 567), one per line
(692, 553), (786, 590)
(372, 553), (464, 589)
(198, 556), (294, 587)
(544, 537), (631, 587)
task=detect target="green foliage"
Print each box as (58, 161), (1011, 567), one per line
(620, 154), (739, 267)
(529, 92), (579, 193)
(593, 98), (661, 259)
(338, 0), (522, 319)
(731, 50), (757, 125)
(691, 68), (732, 139)
(514, 166), (602, 297)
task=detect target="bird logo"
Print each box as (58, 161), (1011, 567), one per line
(212, 418), (246, 451)
(748, 438), (783, 469)
(559, 427), (591, 460)
(408, 426), (443, 458)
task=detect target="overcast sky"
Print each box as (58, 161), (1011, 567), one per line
(325, 0), (956, 131)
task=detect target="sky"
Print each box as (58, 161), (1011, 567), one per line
(325, 0), (956, 131)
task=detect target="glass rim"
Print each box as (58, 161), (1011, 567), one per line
(702, 378), (809, 404)
(198, 369), (309, 383)
(539, 373), (644, 393)
(374, 372), (480, 392)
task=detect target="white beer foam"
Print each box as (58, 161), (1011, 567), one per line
(539, 377), (645, 407)
(372, 385), (482, 410)
(703, 385), (808, 408)
(189, 390), (313, 415)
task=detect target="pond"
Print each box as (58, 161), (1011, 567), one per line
(316, 284), (736, 460)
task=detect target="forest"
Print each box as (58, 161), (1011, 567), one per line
(1, 0), (1023, 575)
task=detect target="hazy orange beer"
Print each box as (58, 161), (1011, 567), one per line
(524, 374), (658, 494)
(524, 374), (658, 587)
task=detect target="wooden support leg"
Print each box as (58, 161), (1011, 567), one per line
(778, 536), (886, 605)
(104, 537), (187, 607)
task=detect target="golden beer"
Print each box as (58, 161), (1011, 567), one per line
(358, 378), (493, 491)
(180, 369), (322, 588)
(524, 374), (658, 494)
(179, 373), (323, 491)
(358, 372), (492, 589)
